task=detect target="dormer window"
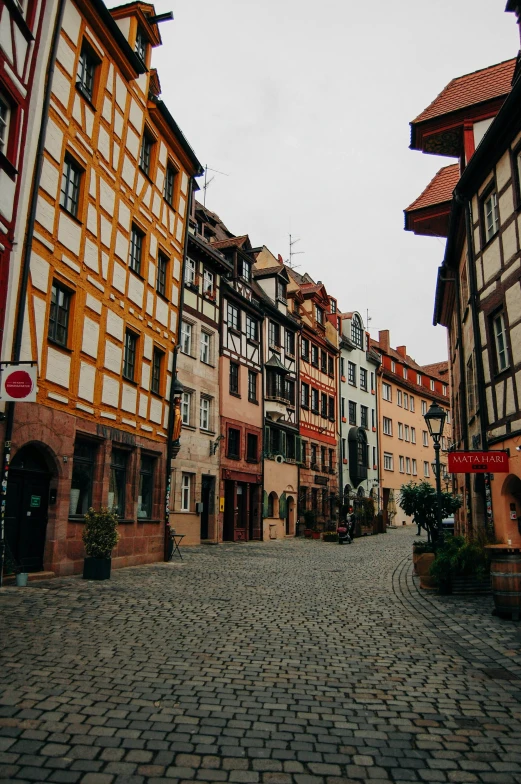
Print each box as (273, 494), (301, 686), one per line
(351, 314), (363, 348)
(330, 299), (336, 314)
(135, 27), (147, 63)
(276, 278), (287, 302)
(239, 258), (251, 283)
(315, 305), (324, 325)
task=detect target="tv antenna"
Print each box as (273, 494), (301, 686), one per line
(286, 234), (304, 268)
(366, 309), (372, 330)
(203, 164), (229, 207)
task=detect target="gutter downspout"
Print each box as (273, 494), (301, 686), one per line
(0, 0), (66, 587)
(452, 265), (470, 451)
(164, 176), (193, 559)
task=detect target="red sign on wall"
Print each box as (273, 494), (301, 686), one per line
(448, 451), (509, 474)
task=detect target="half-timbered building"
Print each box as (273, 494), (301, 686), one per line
(254, 248), (300, 539)
(3, 0), (202, 575)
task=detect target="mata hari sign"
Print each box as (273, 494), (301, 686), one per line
(448, 451), (509, 474)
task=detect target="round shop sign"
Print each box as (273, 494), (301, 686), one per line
(4, 369), (34, 399)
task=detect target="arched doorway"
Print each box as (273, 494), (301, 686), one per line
(5, 444), (53, 572)
(286, 495), (294, 535)
(500, 473), (521, 541)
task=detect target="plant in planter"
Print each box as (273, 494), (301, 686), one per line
(399, 481), (462, 545)
(412, 539), (435, 574)
(82, 507), (119, 580)
(303, 510), (317, 538)
(430, 534), (490, 594)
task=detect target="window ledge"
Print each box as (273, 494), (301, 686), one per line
(156, 290), (169, 304)
(230, 391), (241, 399)
(48, 338), (73, 353)
(248, 398), (259, 406)
(182, 424), (196, 431)
(75, 82), (96, 110)
(122, 376), (138, 387)
(226, 454), (240, 461)
(200, 428), (216, 436)
(0, 151), (18, 180)
(129, 267), (145, 282)
(137, 519), (161, 524)
(59, 205), (82, 225)
(229, 327), (241, 337)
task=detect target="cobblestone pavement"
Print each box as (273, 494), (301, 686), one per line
(1, 527), (521, 784)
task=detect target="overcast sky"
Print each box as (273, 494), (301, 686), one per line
(117, 0), (518, 365)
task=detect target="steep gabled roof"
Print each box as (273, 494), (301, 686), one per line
(211, 235), (250, 250)
(405, 164), (460, 212)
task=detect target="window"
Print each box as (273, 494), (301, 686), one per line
(138, 455), (154, 519)
(410, 396), (415, 413)
(371, 372), (375, 392)
(301, 382), (309, 408)
(227, 428), (240, 458)
(151, 349), (162, 395)
(311, 388), (319, 413)
(398, 423), (403, 440)
(405, 425), (410, 442)
(200, 397), (210, 430)
(466, 354), (476, 414)
(446, 411), (451, 424)
(311, 487), (318, 510)
(185, 258), (196, 286)
(406, 457), (411, 474)
(421, 400), (427, 415)
(330, 299), (336, 313)
(285, 330), (295, 356)
(156, 252), (168, 297)
(311, 444), (317, 467)
(321, 350), (327, 373)
(360, 368), (367, 390)
(460, 264), (469, 310)
(493, 311), (509, 372)
(109, 449), (127, 516)
(417, 373), (422, 386)
(340, 357), (345, 377)
(139, 131), (153, 176)
(181, 391), (192, 425)
(341, 397), (345, 419)
(351, 314), (363, 348)
(348, 362), (356, 385)
(372, 408), (375, 428)
(123, 331), (137, 381)
(328, 448), (334, 470)
(0, 96), (10, 156)
(361, 405), (368, 429)
(383, 417), (392, 436)
(60, 156), (82, 217)
(397, 390), (402, 407)
(286, 379), (295, 405)
(424, 461), (430, 478)
(328, 396), (335, 420)
(299, 486), (307, 512)
(430, 379), (435, 391)
(411, 427), (416, 445)
(246, 316), (258, 342)
(404, 393), (409, 410)
(200, 331), (211, 364)
(129, 225), (143, 275)
(412, 459), (417, 476)
(181, 473), (191, 512)
(321, 392), (328, 418)
(228, 303), (240, 331)
(267, 370), (285, 400)
(423, 430), (428, 447)
(384, 453), (393, 471)
(442, 385), (448, 396)
(403, 367), (408, 380)
(315, 305), (324, 325)
(269, 321), (281, 347)
(135, 26), (147, 62)
(382, 383), (391, 401)
(342, 439), (346, 460)
(48, 282), (71, 346)
(230, 362), (239, 395)
(238, 257), (251, 282)
(164, 164), (176, 206)
(348, 401), (357, 425)
(301, 338), (309, 361)
(77, 43), (97, 101)
(181, 321), (192, 355)
(372, 446), (376, 467)
(329, 355), (335, 377)
(248, 370), (257, 403)
(276, 277), (287, 301)
(311, 345), (319, 367)
(70, 440), (97, 517)
(483, 189), (499, 242)
(247, 433), (258, 462)
(203, 269), (214, 296)
(399, 456), (404, 473)
(321, 446), (327, 469)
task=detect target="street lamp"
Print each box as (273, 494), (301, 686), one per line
(424, 401), (447, 539)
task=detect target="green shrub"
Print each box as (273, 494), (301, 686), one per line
(413, 540), (435, 554)
(82, 507), (119, 559)
(430, 534), (490, 588)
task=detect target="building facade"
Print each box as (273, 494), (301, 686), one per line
(3, 0), (202, 575)
(371, 331), (451, 527)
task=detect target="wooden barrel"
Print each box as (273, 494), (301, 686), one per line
(490, 553), (521, 620)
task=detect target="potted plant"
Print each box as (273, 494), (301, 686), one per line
(412, 539), (435, 574)
(400, 481), (462, 546)
(82, 506), (119, 580)
(431, 535), (491, 595)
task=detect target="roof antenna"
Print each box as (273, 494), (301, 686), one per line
(286, 234), (304, 268)
(366, 308), (372, 330)
(203, 164), (229, 207)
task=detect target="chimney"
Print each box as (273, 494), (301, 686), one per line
(378, 330), (390, 353)
(396, 346), (407, 358)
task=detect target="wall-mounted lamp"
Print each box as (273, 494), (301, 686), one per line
(210, 434), (225, 456)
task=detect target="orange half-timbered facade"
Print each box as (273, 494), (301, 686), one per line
(3, 0), (202, 575)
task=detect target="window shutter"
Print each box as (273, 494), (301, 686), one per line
(280, 431), (286, 457)
(262, 490), (269, 518)
(279, 492), (287, 520)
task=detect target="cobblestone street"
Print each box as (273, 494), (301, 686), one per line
(1, 527), (521, 784)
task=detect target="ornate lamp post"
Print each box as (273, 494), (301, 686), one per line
(424, 401), (447, 539)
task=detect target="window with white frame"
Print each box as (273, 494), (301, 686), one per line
(422, 430), (428, 447)
(404, 425), (410, 442)
(411, 427), (416, 444)
(203, 269), (214, 295)
(185, 258), (196, 285)
(493, 310), (509, 372)
(228, 303), (240, 331)
(424, 461), (430, 477)
(403, 367), (408, 380)
(200, 397), (210, 430)
(417, 373), (422, 385)
(430, 379), (435, 391)
(421, 400), (427, 415)
(246, 315), (257, 342)
(315, 305), (324, 325)
(351, 314), (363, 348)
(397, 389), (402, 407)
(383, 417), (392, 436)
(399, 456), (404, 473)
(200, 331), (211, 364)
(382, 382), (391, 401)
(406, 457), (411, 474)
(384, 452), (393, 471)
(391, 361), (396, 373)
(412, 459), (417, 476)
(181, 473), (191, 511)
(483, 190), (499, 243)
(442, 384), (448, 396)
(181, 321), (192, 355)
(404, 393), (408, 410)
(410, 395), (415, 412)
(0, 95), (10, 157)
(398, 422), (403, 440)
(446, 410), (451, 424)
(181, 391), (192, 425)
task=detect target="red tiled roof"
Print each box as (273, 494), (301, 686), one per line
(211, 235), (249, 250)
(422, 361), (449, 379)
(412, 58), (515, 124)
(405, 164), (460, 212)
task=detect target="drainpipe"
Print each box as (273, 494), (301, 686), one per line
(164, 176), (193, 559)
(337, 351), (343, 519)
(0, 0), (66, 588)
(451, 265), (470, 450)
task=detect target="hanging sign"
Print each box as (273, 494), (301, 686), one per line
(448, 451), (509, 474)
(0, 363), (37, 402)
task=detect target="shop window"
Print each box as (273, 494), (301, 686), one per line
(138, 455), (155, 519)
(247, 433), (258, 462)
(70, 440), (97, 516)
(109, 449), (128, 517)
